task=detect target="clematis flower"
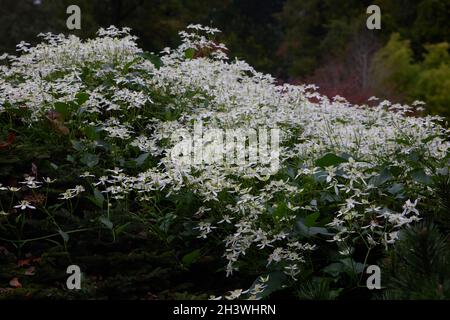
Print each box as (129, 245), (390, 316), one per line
(14, 200), (36, 210)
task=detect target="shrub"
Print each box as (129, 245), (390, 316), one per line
(0, 25), (449, 299)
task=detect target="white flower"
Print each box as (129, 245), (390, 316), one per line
(58, 185), (85, 200)
(267, 247), (283, 265)
(284, 264), (300, 280)
(325, 166), (336, 183)
(218, 215), (233, 224)
(402, 199), (419, 216)
(74, 185), (85, 193)
(195, 222), (216, 239)
(95, 176), (109, 186)
(59, 190), (74, 200)
(362, 220), (382, 231)
(43, 177), (56, 184)
(19, 176), (42, 189)
(383, 231), (400, 248)
(367, 234), (378, 246)
(14, 200), (36, 210)
(251, 283), (267, 295)
(256, 238), (274, 250)
(225, 289), (248, 300)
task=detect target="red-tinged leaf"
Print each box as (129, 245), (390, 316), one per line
(24, 267), (35, 276)
(48, 119), (70, 135)
(17, 258), (32, 267)
(18, 256), (41, 267)
(0, 132), (16, 149)
(46, 110), (64, 121)
(31, 163), (38, 177)
(9, 277), (22, 288)
(46, 111), (70, 135)
(0, 246), (9, 255)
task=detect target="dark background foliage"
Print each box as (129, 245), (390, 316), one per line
(0, 0), (449, 116)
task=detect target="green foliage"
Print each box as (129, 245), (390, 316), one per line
(371, 34), (450, 118)
(371, 33), (419, 96)
(296, 278), (342, 300)
(382, 223), (450, 299)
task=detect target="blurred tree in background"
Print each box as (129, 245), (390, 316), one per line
(0, 0), (449, 116)
(371, 35), (450, 117)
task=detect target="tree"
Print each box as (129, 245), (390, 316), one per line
(371, 34), (450, 117)
(370, 33), (419, 100)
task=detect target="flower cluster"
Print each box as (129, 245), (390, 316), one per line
(1, 25), (449, 284)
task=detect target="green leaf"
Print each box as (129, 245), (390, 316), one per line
(54, 102), (71, 118)
(323, 262), (344, 277)
(408, 151), (420, 162)
(100, 216), (113, 229)
(134, 152), (150, 167)
(95, 140), (111, 151)
(390, 166), (403, 177)
(88, 189), (104, 208)
(83, 126), (99, 140)
(323, 259), (365, 277)
(370, 167), (392, 187)
(304, 212), (320, 227)
(315, 153), (347, 167)
(138, 52), (163, 69)
(296, 219), (333, 238)
(182, 249), (202, 267)
(286, 166), (296, 179)
(185, 48), (196, 59)
(388, 183), (404, 194)
(8, 106), (32, 118)
(273, 202), (288, 220)
(71, 140), (84, 151)
(75, 92), (90, 105)
(81, 153), (99, 168)
(320, 191), (339, 203)
(340, 258), (365, 274)
(411, 168), (432, 185)
(122, 58), (141, 74)
(114, 222), (131, 236)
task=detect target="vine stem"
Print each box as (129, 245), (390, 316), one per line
(359, 246), (372, 285)
(0, 228), (93, 244)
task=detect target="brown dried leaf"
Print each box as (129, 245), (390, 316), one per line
(47, 118), (70, 135)
(24, 193), (46, 206)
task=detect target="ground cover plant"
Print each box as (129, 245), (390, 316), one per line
(0, 25), (449, 300)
